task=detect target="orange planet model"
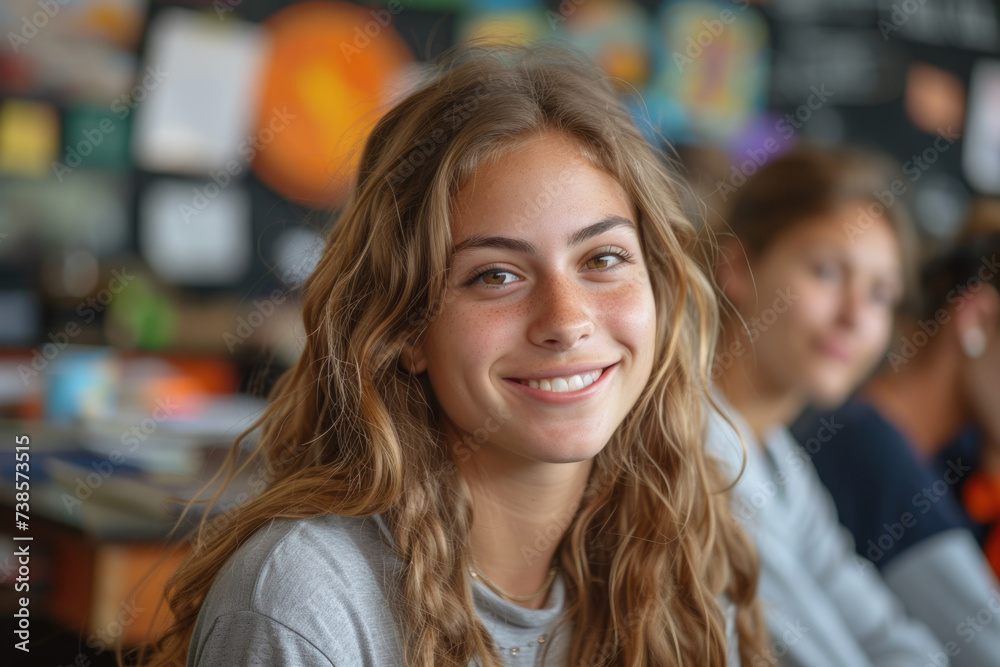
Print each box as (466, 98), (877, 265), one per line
(253, 1), (414, 207)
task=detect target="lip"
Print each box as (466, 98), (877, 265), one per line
(817, 340), (851, 363)
(504, 362), (617, 381)
(502, 362), (619, 405)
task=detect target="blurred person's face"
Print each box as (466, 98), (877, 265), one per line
(404, 131), (657, 468)
(727, 204), (903, 408)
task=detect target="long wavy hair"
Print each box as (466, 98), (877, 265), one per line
(131, 39), (770, 666)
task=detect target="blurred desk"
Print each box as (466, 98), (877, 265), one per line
(0, 401), (264, 650)
(1, 506), (190, 647)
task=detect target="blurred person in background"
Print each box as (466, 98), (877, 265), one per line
(706, 146), (952, 665)
(129, 40), (772, 667)
(793, 198), (1000, 664)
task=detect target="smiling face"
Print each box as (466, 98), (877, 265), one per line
(732, 204), (904, 408)
(405, 131), (658, 467)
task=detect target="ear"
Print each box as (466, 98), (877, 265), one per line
(954, 284), (1000, 358)
(716, 236), (753, 311)
(399, 334), (428, 375)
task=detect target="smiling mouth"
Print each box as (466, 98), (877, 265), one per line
(816, 340), (851, 363)
(509, 366), (612, 393)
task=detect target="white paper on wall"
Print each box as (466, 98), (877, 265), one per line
(131, 7), (269, 174)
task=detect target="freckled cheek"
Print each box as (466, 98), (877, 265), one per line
(429, 303), (521, 381)
(597, 285), (657, 356)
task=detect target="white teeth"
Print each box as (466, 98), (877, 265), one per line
(524, 369), (603, 393)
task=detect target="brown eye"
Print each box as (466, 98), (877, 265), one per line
(586, 250), (632, 273)
(587, 256), (610, 269)
(467, 267), (520, 288)
(482, 270), (513, 285)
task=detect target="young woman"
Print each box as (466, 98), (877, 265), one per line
(792, 199), (1000, 664)
(132, 41), (770, 666)
(705, 146), (950, 664)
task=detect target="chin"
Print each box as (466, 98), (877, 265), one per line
(520, 440), (606, 465)
(804, 378), (853, 410)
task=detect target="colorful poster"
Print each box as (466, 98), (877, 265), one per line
(647, 0), (769, 145)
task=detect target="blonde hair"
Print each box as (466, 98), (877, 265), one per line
(131, 39), (769, 666)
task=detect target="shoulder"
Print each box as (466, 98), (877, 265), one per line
(792, 400), (944, 503)
(214, 513), (397, 610)
(190, 514), (405, 665)
(792, 399), (910, 463)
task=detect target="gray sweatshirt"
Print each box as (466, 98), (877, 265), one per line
(187, 509), (742, 665)
(706, 394), (950, 666)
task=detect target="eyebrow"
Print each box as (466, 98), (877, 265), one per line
(451, 215), (637, 256)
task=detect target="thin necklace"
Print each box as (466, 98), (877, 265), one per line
(468, 563), (559, 656)
(492, 634), (549, 657)
(468, 563), (558, 602)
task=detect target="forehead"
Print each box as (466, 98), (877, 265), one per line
(449, 133), (636, 245)
(775, 205), (902, 265)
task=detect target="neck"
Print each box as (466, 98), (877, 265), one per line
(456, 442), (591, 610)
(861, 354), (965, 458)
(716, 334), (806, 443)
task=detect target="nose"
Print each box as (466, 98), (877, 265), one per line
(835, 276), (865, 331)
(527, 273), (595, 351)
